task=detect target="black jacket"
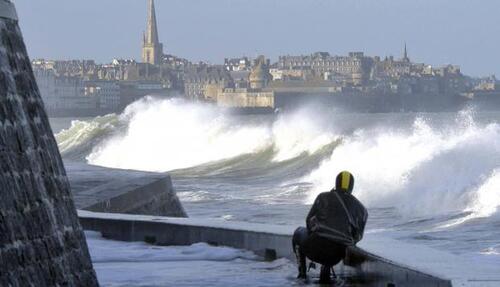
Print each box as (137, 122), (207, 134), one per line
(306, 190), (368, 246)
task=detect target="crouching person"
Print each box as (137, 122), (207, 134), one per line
(293, 171), (368, 284)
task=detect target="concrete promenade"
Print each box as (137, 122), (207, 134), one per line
(79, 210), (452, 287)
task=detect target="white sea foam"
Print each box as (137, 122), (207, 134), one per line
(480, 246), (500, 256)
(86, 231), (257, 263)
(466, 169), (500, 218)
(271, 108), (338, 162)
(85, 231), (297, 287)
(82, 97), (337, 171)
(305, 112), (500, 223)
(56, 114), (119, 156)
(440, 169), (500, 227)
(57, 99), (500, 225)
(86, 97), (271, 171)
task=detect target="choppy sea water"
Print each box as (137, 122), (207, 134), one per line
(51, 97), (500, 285)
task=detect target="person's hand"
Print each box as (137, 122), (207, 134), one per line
(308, 216), (320, 232)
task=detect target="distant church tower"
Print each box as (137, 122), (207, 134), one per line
(142, 0), (163, 65)
(402, 42), (410, 63)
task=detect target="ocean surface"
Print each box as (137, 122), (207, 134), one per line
(50, 97), (500, 285)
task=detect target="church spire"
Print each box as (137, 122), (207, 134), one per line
(403, 42), (409, 62)
(146, 0), (159, 45)
(142, 0), (163, 65)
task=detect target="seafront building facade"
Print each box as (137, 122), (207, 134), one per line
(278, 51), (372, 85)
(31, 0), (500, 116)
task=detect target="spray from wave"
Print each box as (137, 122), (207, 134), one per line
(304, 110), (500, 224)
(56, 114), (121, 160)
(440, 169), (500, 228)
(271, 108), (337, 162)
(55, 98), (500, 225)
(62, 97), (339, 172)
(86, 97), (270, 171)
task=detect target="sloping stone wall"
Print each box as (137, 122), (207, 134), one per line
(0, 2), (98, 286)
(65, 162), (187, 218)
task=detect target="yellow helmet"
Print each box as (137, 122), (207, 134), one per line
(335, 171), (354, 193)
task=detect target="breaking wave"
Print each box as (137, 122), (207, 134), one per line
(305, 110), (500, 223)
(56, 114), (122, 160)
(59, 97), (338, 171)
(55, 98), (500, 225)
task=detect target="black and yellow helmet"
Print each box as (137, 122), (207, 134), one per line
(335, 171), (354, 193)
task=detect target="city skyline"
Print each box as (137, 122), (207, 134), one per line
(15, 0), (500, 77)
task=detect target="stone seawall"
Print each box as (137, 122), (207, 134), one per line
(65, 162), (186, 217)
(0, 2), (98, 286)
(79, 211), (453, 287)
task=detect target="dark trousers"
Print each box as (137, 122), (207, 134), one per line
(292, 227), (346, 281)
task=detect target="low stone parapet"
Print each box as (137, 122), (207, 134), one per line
(79, 211), (452, 287)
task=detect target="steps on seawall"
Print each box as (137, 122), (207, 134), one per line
(78, 210), (453, 287)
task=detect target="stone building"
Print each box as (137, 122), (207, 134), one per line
(54, 76), (97, 109)
(118, 80), (171, 109)
(278, 52), (373, 85)
(84, 80), (121, 110)
(161, 54), (190, 90)
(142, 0), (163, 65)
(270, 68), (312, 81)
(96, 59), (138, 81)
(184, 64), (233, 101)
(229, 70), (251, 88)
(33, 56), (179, 115)
(32, 59), (99, 79)
(373, 56), (413, 78)
(435, 65), (466, 95)
(33, 68), (98, 112)
(217, 88), (274, 109)
(473, 76), (499, 91)
(33, 67), (57, 109)
(214, 56), (275, 110)
(464, 76), (500, 108)
(249, 56), (272, 89)
(0, 1), (98, 285)
(31, 0), (190, 116)
(372, 45), (414, 79)
(224, 57), (251, 72)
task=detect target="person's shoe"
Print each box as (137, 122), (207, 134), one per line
(297, 272), (307, 280)
(331, 267), (336, 279)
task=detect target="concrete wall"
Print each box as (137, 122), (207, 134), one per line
(0, 2), (98, 285)
(66, 162), (187, 217)
(79, 211), (452, 287)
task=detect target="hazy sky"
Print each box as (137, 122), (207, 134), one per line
(14, 0), (500, 77)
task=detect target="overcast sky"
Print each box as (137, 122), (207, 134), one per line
(14, 0), (500, 77)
